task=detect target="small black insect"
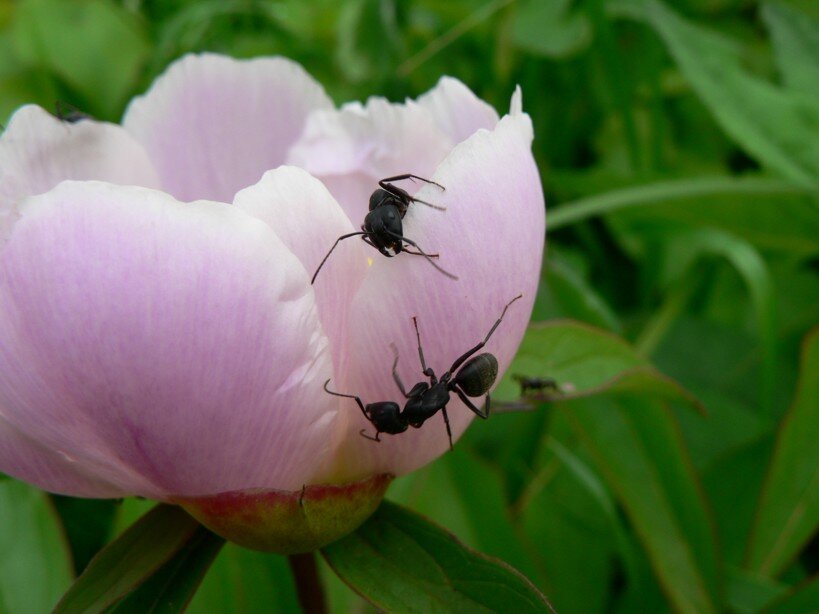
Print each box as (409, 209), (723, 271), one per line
(324, 294), (522, 449)
(311, 174), (457, 284)
(54, 101), (90, 124)
(513, 375), (560, 396)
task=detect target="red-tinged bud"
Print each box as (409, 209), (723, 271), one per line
(176, 474), (392, 554)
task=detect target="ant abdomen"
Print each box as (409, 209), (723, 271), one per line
(453, 353), (498, 397)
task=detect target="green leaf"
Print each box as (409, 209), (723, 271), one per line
(389, 445), (541, 587)
(10, 0), (149, 119)
(51, 496), (119, 574)
(188, 546), (300, 613)
(113, 496), (155, 535)
(107, 527), (223, 613)
(0, 480), (73, 612)
(55, 503), (222, 613)
(725, 565), (788, 614)
(564, 394), (721, 613)
(639, 0), (819, 188)
(652, 317), (768, 421)
(493, 320), (698, 406)
(322, 500), (553, 613)
(460, 400), (553, 504)
(762, 2), (819, 97)
(519, 430), (629, 613)
(746, 326), (819, 577)
(702, 435), (774, 567)
(537, 253), (622, 332)
(665, 229), (778, 414)
(764, 573), (819, 614)
(510, 0), (592, 58)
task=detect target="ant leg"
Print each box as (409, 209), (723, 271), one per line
(455, 387), (490, 419)
(403, 248), (439, 258)
(378, 174), (445, 191)
(324, 379), (370, 422)
(410, 316), (429, 375)
(390, 344), (410, 397)
(408, 195), (446, 211)
(386, 231), (458, 280)
(359, 429), (381, 442)
(441, 407), (454, 451)
(312, 232), (367, 284)
(361, 235), (396, 257)
(379, 175), (446, 211)
(448, 294), (523, 373)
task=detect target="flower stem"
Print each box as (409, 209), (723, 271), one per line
(288, 552), (327, 614)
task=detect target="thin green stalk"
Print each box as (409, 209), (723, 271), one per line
(397, 0), (517, 76)
(548, 176), (808, 230)
(634, 271), (701, 358)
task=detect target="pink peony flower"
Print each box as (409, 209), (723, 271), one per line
(0, 53), (544, 551)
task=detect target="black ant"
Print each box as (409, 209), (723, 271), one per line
(311, 174), (458, 284)
(513, 375), (560, 396)
(54, 101), (90, 124)
(323, 294), (522, 449)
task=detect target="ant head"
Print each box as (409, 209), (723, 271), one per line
(363, 205), (403, 249)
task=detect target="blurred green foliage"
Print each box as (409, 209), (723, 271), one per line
(3, 0), (819, 612)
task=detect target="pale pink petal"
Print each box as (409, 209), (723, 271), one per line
(416, 77), (499, 144)
(286, 97), (453, 222)
(0, 105), (160, 244)
(234, 166), (369, 377)
(334, 111), (544, 478)
(0, 181), (339, 498)
(0, 418), (126, 498)
(122, 53), (333, 203)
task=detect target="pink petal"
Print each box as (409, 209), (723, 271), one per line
(123, 53), (333, 203)
(0, 105), (160, 244)
(286, 97), (453, 222)
(0, 181), (340, 498)
(0, 417), (127, 498)
(416, 77), (500, 144)
(234, 166), (369, 376)
(334, 110), (544, 478)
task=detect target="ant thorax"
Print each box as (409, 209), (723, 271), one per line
(369, 188), (405, 212)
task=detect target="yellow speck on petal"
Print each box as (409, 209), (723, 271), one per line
(367, 257), (374, 267)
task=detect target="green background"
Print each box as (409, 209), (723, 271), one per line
(2, 0), (819, 612)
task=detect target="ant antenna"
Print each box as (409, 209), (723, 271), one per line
(359, 429), (380, 441)
(311, 231), (367, 284)
(323, 379), (370, 423)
